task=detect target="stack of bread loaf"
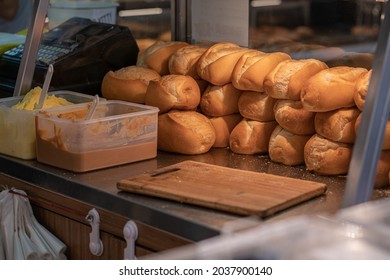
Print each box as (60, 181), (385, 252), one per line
(300, 65), (367, 176)
(100, 40), (389, 187)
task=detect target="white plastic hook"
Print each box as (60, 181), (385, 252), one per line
(85, 208), (103, 256)
(123, 220), (138, 260)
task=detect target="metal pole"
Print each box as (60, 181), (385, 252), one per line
(343, 1), (390, 207)
(13, 0), (49, 96)
(171, 0), (188, 42)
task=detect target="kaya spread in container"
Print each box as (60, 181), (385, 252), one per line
(36, 100), (159, 172)
(12, 87), (73, 110)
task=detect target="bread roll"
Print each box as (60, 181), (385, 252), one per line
(301, 66), (368, 112)
(355, 113), (390, 150)
(200, 83), (241, 117)
(268, 125), (312, 166)
(145, 74), (200, 113)
(209, 113), (243, 148)
(197, 42), (254, 85)
(101, 66), (161, 104)
(304, 134), (353, 175)
(314, 107), (360, 144)
(229, 119), (277, 155)
(158, 110), (216, 155)
(264, 58), (328, 100)
(168, 45), (207, 79)
(238, 91), (276, 122)
(137, 40), (189, 75)
(231, 51), (291, 92)
(354, 69), (372, 111)
(273, 99), (316, 135)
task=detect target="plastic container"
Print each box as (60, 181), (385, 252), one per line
(35, 100), (159, 172)
(48, 1), (118, 29)
(0, 91), (96, 160)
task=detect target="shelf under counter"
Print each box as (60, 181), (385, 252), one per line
(1, 149), (389, 250)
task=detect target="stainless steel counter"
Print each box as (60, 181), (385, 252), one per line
(1, 148), (389, 242)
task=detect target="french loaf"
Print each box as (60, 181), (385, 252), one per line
(200, 83), (241, 117)
(231, 51), (291, 92)
(238, 91), (276, 122)
(158, 110), (216, 155)
(229, 118), (277, 155)
(168, 45), (207, 79)
(273, 99), (316, 135)
(264, 58), (328, 100)
(268, 125), (312, 166)
(101, 66), (161, 104)
(301, 66), (368, 112)
(304, 134), (353, 175)
(137, 40), (189, 75)
(144, 74), (200, 113)
(197, 42), (255, 86)
(314, 107), (360, 144)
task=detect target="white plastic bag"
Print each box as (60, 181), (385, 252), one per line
(0, 188), (67, 260)
(0, 189), (15, 259)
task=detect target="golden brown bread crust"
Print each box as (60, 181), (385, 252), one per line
(209, 113), (243, 148)
(229, 119), (277, 155)
(314, 107), (360, 144)
(144, 74), (201, 114)
(168, 45), (207, 79)
(355, 113), (390, 150)
(101, 66), (161, 104)
(137, 40), (189, 75)
(197, 42), (255, 85)
(304, 134), (353, 175)
(238, 91), (276, 122)
(268, 125), (312, 166)
(232, 51), (291, 92)
(157, 110), (216, 155)
(200, 83), (241, 117)
(301, 66), (368, 112)
(354, 69), (372, 111)
(273, 99), (316, 135)
(264, 58), (328, 100)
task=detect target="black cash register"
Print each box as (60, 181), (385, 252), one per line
(0, 17), (139, 97)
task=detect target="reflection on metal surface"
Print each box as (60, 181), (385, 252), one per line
(119, 8), (163, 17)
(251, 0), (282, 8)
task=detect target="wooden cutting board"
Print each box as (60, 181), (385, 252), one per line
(117, 160), (326, 217)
